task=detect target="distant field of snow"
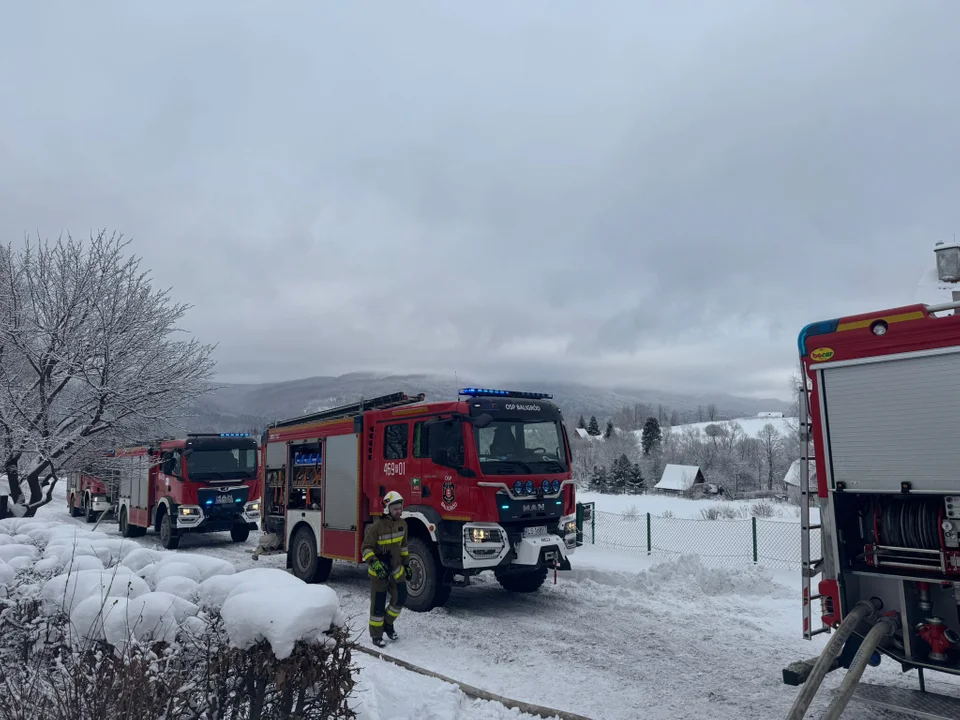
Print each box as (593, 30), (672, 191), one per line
(657, 415), (796, 438)
(577, 490), (818, 523)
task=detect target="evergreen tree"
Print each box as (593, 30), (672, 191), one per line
(588, 464), (609, 493)
(577, 415), (587, 430)
(604, 419), (615, 438)
(609, 454), (632, 494)
(641, 417), (662, 455)
(627, 462), (645, 494)
(587, 415), (601, 436)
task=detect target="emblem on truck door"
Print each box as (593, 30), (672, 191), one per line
(440, 480), (457, 511)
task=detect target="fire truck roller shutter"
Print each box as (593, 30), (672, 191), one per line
(817, 348), (960, 493)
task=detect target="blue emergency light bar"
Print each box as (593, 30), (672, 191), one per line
(458, 388), (554, 400)
(220, 432), (249, 437)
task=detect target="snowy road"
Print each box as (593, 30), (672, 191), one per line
(102, 517), (948, 720)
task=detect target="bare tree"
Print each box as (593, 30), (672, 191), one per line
(0, 231), (217, 516)
(757, 423), (784, 492)
(706, 403), (718, 421)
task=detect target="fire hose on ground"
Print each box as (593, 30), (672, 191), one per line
(785, 598), (881, 720)
(820, 613), (899, 720)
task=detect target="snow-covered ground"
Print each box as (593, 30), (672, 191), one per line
(576, 490), (817, 522)
(4, 483), (957, 719)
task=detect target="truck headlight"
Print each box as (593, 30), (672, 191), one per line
(562, 520), (577, 536)
(467, 527), (502, 543)
(179, 506), (200, 516)
(245, 500), (261, 513)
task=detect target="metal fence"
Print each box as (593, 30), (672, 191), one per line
(577, 506), (821, 569)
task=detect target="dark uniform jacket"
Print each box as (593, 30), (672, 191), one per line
(361, 515), (409, 586)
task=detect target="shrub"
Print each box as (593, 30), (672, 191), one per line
(751, 501), (776, 519)
(621, 505), (639, 521)
(661, 510), (675, 519)
(699, 507), (720, 521)
(0, 594), (356, 720)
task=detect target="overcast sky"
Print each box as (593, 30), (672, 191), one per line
(1, 1), (957, 401)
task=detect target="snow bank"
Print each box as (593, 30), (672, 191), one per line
(0, 518), (347, 661)
(221, 583), (346, 659)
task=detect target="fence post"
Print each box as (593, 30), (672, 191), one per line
(591, 504), (595, 544)
(646, 512), (652, 556)
(752, 516), (758, 564)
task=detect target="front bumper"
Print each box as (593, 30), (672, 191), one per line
(460, 515), (576, 570)
(175, 499), (261, 531)
(89, 497), (112, 513)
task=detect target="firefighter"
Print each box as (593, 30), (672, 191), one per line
(361, 490), (410, 647)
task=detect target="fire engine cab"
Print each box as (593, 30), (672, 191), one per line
(116, 433), (261, 549)
(257, 389), (578, 612)
(784, 300), (960, 719)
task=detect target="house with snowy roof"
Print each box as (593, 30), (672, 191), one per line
(654, 464), (705, 494)
(782, 458), (817, 504)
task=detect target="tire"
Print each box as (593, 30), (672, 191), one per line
(230, 523), (250, 543)
(69, 496), (81, 517)
(84, 496), (96, 523)
(404, 537), (449, 612)
(159, 511), (180, 549)
(289, 526), (332, 583)
(495, 566), (548, 593)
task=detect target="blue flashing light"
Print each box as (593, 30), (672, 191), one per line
(220, 432), (250, 437)
(459, 388), (554, 400)
(541, 479), (551, 493)
(551, 479), (561, 493)
(525, 480), (535, 494)
(205, 499), (213, 505)
(235, 497), (242, 503)
(556, 500), (563, 505)
(797, 319), (839, 358)
(501, 505), (510, 509)
(513, 480), (524, 495)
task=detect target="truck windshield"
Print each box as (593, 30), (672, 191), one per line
(186, 448), (257, 481)
(473, 420), (567, 475)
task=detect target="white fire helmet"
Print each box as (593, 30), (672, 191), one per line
(382, 491), (404, 516)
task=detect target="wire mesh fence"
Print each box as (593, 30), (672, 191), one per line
(580, 507), (822, 569)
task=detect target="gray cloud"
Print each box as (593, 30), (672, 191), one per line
(2, 0), (958, 401)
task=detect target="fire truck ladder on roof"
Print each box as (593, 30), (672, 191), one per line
(799, 381), (829, 640)
(268, 392), (426, 429)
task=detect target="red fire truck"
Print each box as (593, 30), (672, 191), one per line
(784, 300), (960, 719)
(256, 389), (578, 612)
(66, 469), (115, 523)
(116, 433), (261, 549)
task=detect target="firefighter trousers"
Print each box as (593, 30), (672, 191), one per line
(369, 573), (407, 640)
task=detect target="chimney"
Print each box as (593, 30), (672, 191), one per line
(934, 241), (960, 284)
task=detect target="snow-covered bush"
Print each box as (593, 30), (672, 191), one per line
(0, 519), (356, 719)
(750, 501), (776, 519)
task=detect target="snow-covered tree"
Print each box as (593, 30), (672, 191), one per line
(604, 419), (614, 438)
(587, 464), (609, 493)
(626, 461), (645, 494)
(577, 415), (586, 430)
(641, 417), (662, 456)
(587, 415), (600, 436)
(0, 232), (217, 516)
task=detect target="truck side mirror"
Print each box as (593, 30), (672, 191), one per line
(473, 413), (493, 429)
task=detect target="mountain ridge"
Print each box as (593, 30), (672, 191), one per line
(183, 372), (792, 433)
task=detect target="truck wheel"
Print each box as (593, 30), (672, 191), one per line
(404, 537), (449, 612)
(230, 523), (250, 543)
(289, 526), (332, 583)
(159, 512), (180, 550)
(84, 496), (96, 523)
(495, 566), (548, 593)
(69, 495), (80, 517)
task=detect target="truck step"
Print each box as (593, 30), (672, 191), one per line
(853, 683), (960, 719)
